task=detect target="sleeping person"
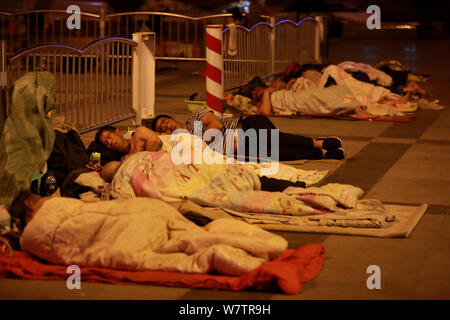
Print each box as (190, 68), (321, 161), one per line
(10, 190), (287, 275)
(231, 65), (412, 118)
(94, 125), (166, 159)
(250, 81), (379, 119)
(152, 110), (345, 160)
(99, 147), (333, 217)
(100, 154), (307, 198)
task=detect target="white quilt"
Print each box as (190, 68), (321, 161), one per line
(20, 197), (287, 275)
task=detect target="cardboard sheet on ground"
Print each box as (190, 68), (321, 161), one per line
(227, 204), (428, 238)
(172, 201), (428, 238)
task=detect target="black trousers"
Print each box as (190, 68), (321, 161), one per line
(259, 176), (306, 191)
(239, 115), (322, 161)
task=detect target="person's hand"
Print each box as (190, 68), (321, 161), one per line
(285, 78), (296, 90)
(264, 87), (276, 95)
(224, 93), (233, 105)
(269, 78), (285, 90)
(84, 162), (102, 172)
(404, 82), (426, 95)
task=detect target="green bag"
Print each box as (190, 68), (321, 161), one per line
(0, 72), (56, 206)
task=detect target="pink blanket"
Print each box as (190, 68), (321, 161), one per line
(115, 152), (329, 216)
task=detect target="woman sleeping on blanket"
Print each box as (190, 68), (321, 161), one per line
(9, 190), (287, 275)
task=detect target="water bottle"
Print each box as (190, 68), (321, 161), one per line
(45, 173), (57, 196)
(90, 152), (101, 166)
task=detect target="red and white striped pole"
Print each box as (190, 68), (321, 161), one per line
(206, 25), (223, 114)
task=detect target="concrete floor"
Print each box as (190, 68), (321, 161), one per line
(1, 35), (449, 300)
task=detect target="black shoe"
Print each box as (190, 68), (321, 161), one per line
(316, 136), (343, 150)
(325, 148), (345, 160)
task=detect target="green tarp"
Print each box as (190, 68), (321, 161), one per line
(0, 72), (56, 206)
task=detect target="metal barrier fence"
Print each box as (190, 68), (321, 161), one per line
(0, 10), (102, 54)
(0, 11), (326, 131)
(0, 40), (6, 135)
(4, 37), (137, 132)
(223, 17), (325, 90)
(0, 10), (255, 55)
(0, 11), (323, 61)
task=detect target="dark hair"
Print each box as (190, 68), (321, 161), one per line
(151, 115), (172, 131)
(227, 7), (244, 22)
(94, 125), (117, 146)
(9, 190), (34, 228)
(238, 76), (267, 98)
(281, 63), (329, 82)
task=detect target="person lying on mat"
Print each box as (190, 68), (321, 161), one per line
(98, 149), (338, 219)
(94, 125), (167, 160)
(151, 109), (346, 160)
(100, 154), (306, 191)
(9, 190), (288, 275)
(251, 64), (413, 118)
(248, 80), (379, 119)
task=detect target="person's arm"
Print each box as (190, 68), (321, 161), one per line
(257, 87), (275, 115)
(404, 82), (426, 95)
(200, 111), (224, 144)
(382, 92), (411, 105)
(129, 126), (162, 155)
(202, 111), (223, 132)
(285, 78), (296, 90)
(269, 78), (286, 90)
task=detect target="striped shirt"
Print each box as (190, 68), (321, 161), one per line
(186, 108), (238, 155)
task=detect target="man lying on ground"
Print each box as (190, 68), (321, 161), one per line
(250, 81), (381, 118)
(239, 66), (412, 118)
(94, 125), (164, 158)
(152, 110), (345, 160)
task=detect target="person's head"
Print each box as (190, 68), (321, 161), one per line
(238, 76), (267, 100)
(100, 161), (121, 183)
(9, 191), (48, 229)
(227, 7), (244, 24)
(95, 126), (130, 153)
(152, 115), (184, 134)
(250, 86), (267, 102)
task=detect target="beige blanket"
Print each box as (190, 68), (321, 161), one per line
(171, 200), (427, 238)
(20, 197), (287, 275)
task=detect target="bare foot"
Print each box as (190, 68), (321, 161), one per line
(313, 139), (324, 149)
(352, 107), (379, 120)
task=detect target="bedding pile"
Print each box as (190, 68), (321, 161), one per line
(107, 150), (396, 227)
(1, 195), (326, 294)
(19, 197), (288, 275)
(228, 60), (442, 118)
(110, 151), (330, 216)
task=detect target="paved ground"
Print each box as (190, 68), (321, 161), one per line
(1, 35), (449, 300)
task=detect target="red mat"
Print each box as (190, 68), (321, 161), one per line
(240, 113), (415, 122)
(0, 244), (325, 295)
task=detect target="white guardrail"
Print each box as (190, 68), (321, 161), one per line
(0, 11), (327, 132)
